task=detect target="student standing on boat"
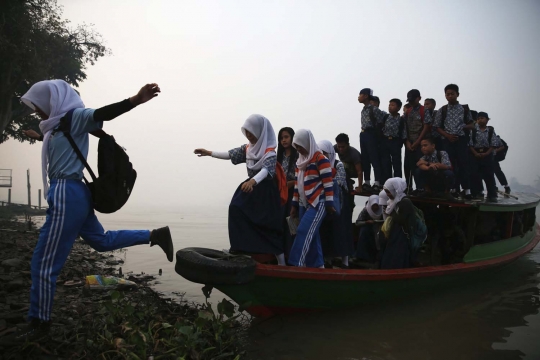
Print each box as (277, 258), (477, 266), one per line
(289, 130), (335, 268)
(379, 178), (416, 269)
(10, 80), (173, 343)
(334, 133), (363, 211)
(403, 89), (432, 193)
(468, 112), (499, 202)
(414, 136), (455, 199)
(317, 140), (354, 268)
(424, 98), (442, 150)
(277, 127), (299, 256)
(493, 135), (511, 195)
(355, 195), (383, 263)
(380, 98), (406, 185)
(194, 114), (285, 265)
(433, 84), (474, 200)
(358, 88), (388, 193)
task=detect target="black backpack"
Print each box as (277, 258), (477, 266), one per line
(59, 109), (137, 213)
(496, 138), (509, 162)
(440, 104), (471, 136)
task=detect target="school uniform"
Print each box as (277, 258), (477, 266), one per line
(414, 150), (455, 192)
(289, 130), (334, 268)
(360, 104), (387, 186)
(380, 113), (406, 184)
(404, 105), (433, 189)
(428, 109), (443, 150)
(433, 103), (474, 191)
(223, 116), (284, 255)
(318, 140), (354, 262)
(493, 135), (509, 187)
(468, 124), (499, 199)
(355, 196), (382, 262)
(21, 81), (154, 323)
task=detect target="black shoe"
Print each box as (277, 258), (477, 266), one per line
(372, 184), (381, 192)
(505, 186), (511, 195)
(150, 226), (174, 262)
(450, 191), (460, 199)
(464, 194), (473, 201)
(0, 318), (50, 346)
(362, 183), (373, 192)
(487, 196), (498, 203)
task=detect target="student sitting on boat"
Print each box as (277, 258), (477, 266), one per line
(355, 195), (383, 263)
(379, 178), (417, 269)
(194, 114), (286, 265)
(468, 112), (499, 202)
(414, 136), (455, 199)
(379, 190), (389, 220)
(277, 127), (299, 257)
(317, 139), (354, 269)
(289, 129), (335, 268)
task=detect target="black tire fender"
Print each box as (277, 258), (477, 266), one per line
(175, 247), (257, 285)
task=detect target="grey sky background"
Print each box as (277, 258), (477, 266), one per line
(1, 0), (540, 211)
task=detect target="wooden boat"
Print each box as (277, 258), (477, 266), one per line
(175, 193), (540, 318)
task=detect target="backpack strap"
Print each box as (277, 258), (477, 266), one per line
(462, 104), (470, 124)
(487, 126), (494, 145)
(441, 105), (448, 130)
(59, 109), (98, 183)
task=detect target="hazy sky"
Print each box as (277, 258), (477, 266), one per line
(1, 0), (540, 211)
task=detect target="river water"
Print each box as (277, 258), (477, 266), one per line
(32, 205), (540, 359)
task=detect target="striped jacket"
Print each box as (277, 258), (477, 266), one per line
(292, 152), (334, 208)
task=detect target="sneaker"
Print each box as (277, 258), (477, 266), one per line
(505, 186), (511, 195)
(0, 318), (50, 346)
(362, 183), (373, 192)
(150, 226), (174, 262)
(372, 184), (381, 192)
(487, 196), (498, 203)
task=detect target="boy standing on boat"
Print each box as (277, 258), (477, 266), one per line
(380, 98), (406, 185)
(493, 134), (511, 195)
(424, 98), (442, 150)
(403, 89), (432, 193)
(334, 133), (363, 211)
(414, 137), (455, 198)
(358, 88), (388, 193)
(433, 84), (474, 200)
(468, 112), (499, 202)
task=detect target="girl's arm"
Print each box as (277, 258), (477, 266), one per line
(317, 155), (334, 209)
(93, 83), (160, 122)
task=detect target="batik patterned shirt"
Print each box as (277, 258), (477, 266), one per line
(281, 153), (297, 181)
(468, 124), (500, 148)
(361, 104), (388, 130)
(433, 103), (474, 137)
(421, 150), (451, 167)
(383, 113), (407, 139)
(229, 144), (277, 178)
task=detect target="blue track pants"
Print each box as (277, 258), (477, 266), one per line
(288, 202), (326, 268)
(29, 179), (150, 321)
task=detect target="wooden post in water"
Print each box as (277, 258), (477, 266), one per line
(27, 169), (31, 207)
(8, 189), (11, 204)
(38, 189), (41, 209)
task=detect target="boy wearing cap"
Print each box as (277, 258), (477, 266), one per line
(433, 84), (474, 200)
(380, 98), (406, 184)
(468, 112), (498, 202)
(358, 88), (387, 192)
(403, 89), (433, 192)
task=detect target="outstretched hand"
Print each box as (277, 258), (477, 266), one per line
(23, 129), (41, 140)
(130, 83), (161, 106)
(194, 148), (212, 157)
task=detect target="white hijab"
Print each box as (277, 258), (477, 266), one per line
(379, 190), (389, 219)
(292, 129), (321, 207)
(316, 140), (336, 168)
(384, 178), (408, 215)
(366, 195), (383, 220)
(21, 80), (85, 198)
(241, 114), (277, 171)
